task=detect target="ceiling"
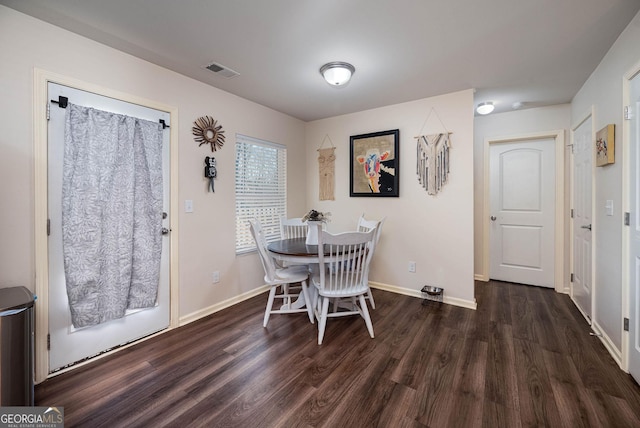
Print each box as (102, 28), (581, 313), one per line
(3, 0), (640, 122)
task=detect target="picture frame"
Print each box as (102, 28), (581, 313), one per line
(596, 124), (615, 166)
(350, 129), (399, 197)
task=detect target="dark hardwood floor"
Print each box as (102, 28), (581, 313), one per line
(36, 281), (640, 427)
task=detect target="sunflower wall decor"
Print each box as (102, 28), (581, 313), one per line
(192, 115), (225, 151)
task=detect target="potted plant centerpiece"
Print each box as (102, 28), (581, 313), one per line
(302, 209), (331, 245)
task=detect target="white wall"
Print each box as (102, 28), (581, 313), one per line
(1, 5), (476, 330)
(4, 0), (639, 377)
(473, 105), (572, 279)
(571, 11), (640, 355)
(305, 90), (476, 306)
(0, 6), (307, 318)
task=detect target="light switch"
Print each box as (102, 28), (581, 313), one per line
(605, 200), (613, 216)
(185, 199), (194, 213)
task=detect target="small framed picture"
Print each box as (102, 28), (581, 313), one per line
(350, 129), (399, 197)
(596, 124), (615, 166)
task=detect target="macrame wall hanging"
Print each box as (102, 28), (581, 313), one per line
(415, 107), (452, 195)
(317, 135), (336, 201)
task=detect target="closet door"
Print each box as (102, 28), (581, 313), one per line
(628, 72), (640, 383)
(489, 138), (556, 287)
(571, 115), (593, 321)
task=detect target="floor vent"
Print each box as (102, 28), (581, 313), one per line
(205, 62), (239, 78)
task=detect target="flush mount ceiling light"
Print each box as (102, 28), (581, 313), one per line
(320, 62), (355, 86)
(476, 101), (495, 115)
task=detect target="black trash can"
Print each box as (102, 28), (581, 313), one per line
(0, 286), (35, 406)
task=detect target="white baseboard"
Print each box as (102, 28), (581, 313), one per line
(474, 274), (488, 282)
(179, 285), (270, 326)
(570, 295), (592, 325)
(179, 281), (479, 328)
(592, 320), (623, 369)
(369, 281), (477, 310)
(569, 298), (623, 371)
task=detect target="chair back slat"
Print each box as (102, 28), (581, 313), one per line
(317, 228), (376, 294)
(279, 216), (308, 239)
(249, 219), (277, 282)
(357, 214), (386, 246)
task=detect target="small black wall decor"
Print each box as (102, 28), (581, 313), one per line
(350, 129), (399, 197)
(193, 116), (225, 151)
(204, 156), (217, 192)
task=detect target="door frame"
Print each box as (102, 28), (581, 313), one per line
(481, 130), (565, 293)
(569, 107), (596, 323)
(33, 69), (180, 383)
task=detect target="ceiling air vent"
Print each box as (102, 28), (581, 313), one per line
(205, 62), (239, 79)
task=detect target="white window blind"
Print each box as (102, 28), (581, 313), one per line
(235, 134), (287, 254)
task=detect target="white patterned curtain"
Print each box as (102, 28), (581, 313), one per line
(62, 103), (164, 327)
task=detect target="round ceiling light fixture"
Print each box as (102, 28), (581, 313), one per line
(476, 101), (495, 115)
(320, 61), (355, 86)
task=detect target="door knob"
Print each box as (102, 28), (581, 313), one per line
(161, 227), (170, 235)
(490, 216), (497, 221)
(580, 224), (592, 231)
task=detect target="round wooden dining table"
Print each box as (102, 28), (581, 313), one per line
(267, 237), (328, 264)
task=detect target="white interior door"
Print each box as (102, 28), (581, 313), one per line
(629, 71), (640, 382)
(571, 115), (593, 321)
(489, 138), (556, 287)
(47, 82), (171, 371)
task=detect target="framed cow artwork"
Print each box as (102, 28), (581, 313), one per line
(350, 129), (399, 197)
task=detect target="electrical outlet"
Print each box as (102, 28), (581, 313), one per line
(212, 271), (220, 283)
(408, 261), (416, 273)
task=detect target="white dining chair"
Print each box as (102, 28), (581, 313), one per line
(278, 216), (312, 269)
(279, 216), (308, 239)
(357, 213), (385, 246)
(249, 219), (314, 326)
(312, 227), (376, 344)
(356, 214), (386, 309)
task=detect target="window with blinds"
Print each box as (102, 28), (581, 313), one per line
(235, 134), (287, 254)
